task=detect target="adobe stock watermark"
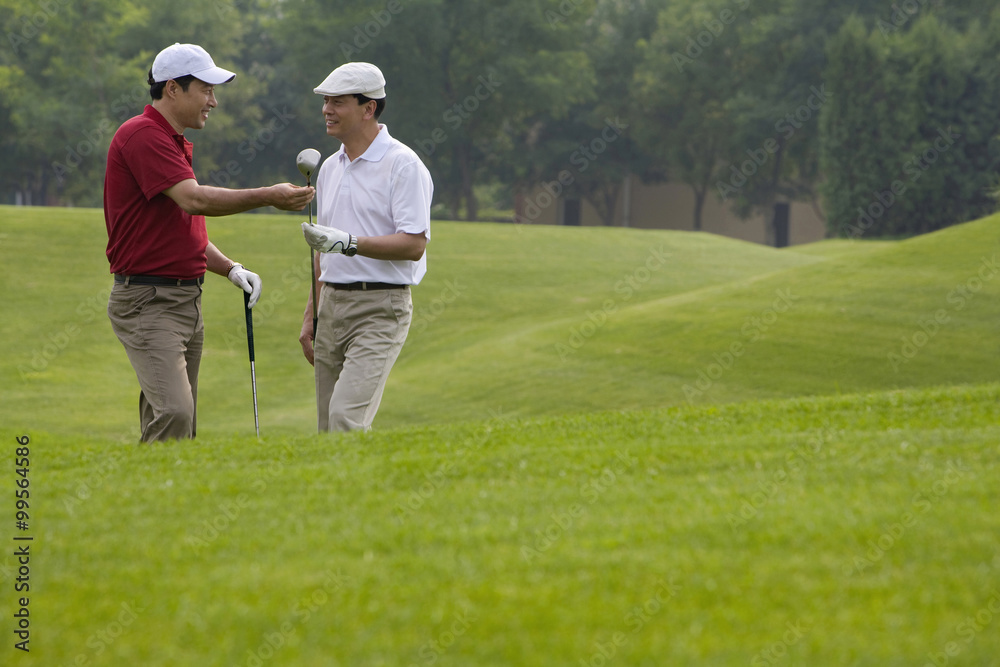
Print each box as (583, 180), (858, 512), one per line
(682, 287), (800, 401)
(845, 127), (961, 239)
(888, 254), (998, 371)
(515, 117), (629, 225)
(5, 0), (71, 55)
(393, 408), (512, 523)
(411, 278), (464, 335)
(878, 0), (930, 38)
(221, 286), (289, 352)
(212, 0), (241, 20)
(414, 73), (503, 159)
(408, 607), (478, 667)
(60, 441), (130, 517)
(210, 106), (297, 187)
(726, 433), (825, 531)
(50, 82), (152, 182)
(220, 253), (316, 354)
(750, 619), (811, 667)
(671, 0), (753, 73)
(110, 82), (155, 122)
(242, 568), (351, 667)
(69, 600), (147, 664)
(51, 119), (116, 184)
(843, 461), (967, 576)
(578, 577), (681, 667)
(923, 589), (1000, 667)
(18, 284), (111, 381)
(554, 245), (671, 361)
(52, 82), (155, 183)
(339, 0), (407, 59)
(717, 85), (830, 201)
(184, 448), (294, 552)
(545, 0), (587, 25)
(521, 450), (637, 562)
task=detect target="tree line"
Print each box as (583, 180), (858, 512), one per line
(1, 0), (997, 238)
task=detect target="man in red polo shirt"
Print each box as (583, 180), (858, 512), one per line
(105, 43), (314, 442)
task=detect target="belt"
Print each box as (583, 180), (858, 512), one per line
(326, 281), (408, 291)
(114, 274), (205, 286)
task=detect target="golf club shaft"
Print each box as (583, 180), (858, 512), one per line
(250, 361), (259, 438)
(244, 291), (260, 438)
(308, 175), (318, 338)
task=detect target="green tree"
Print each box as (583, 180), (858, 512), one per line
(0, 0), (277, 207)
(632, 0), (747, 231)
(820, 13), (1000, 237)
(275, 0), (595, 221)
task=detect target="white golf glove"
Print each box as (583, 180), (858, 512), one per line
(302, 222), (358, 255)
(228, 264), (262, 308)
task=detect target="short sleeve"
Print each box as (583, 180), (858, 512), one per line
(390, 158), (433, 239)
(119, 127), (196, 201)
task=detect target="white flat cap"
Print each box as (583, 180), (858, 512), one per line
(314, 62), (386, 99)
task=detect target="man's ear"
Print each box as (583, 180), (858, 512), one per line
(364, 100), (377, 120)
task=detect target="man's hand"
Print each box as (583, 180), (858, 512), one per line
(299, 317), (315, 366)
(269, 184), (315, 211)
(302, 222), (357, 255)
(228, 264), (262, 308)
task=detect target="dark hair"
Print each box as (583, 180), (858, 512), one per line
(353, 93), (386, 120)
(148, 71), (197, 100)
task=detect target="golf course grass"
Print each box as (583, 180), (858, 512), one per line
(0, 205), (998, 665)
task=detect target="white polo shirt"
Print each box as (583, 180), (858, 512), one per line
(316, 124), (433, 285)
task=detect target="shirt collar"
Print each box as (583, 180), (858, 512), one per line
(338, 124), (391, 164)
(144, 105), (194, 164)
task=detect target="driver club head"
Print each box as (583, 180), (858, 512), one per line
(296, 148), (321, 181)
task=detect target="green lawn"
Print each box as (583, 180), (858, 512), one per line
(0, 206), (998, 665)
(4, 207), (999, 435)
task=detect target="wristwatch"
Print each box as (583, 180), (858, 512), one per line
(344, 235), (358, 256)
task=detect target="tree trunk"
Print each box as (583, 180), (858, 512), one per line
(599, 186), (619, 226)
(585, 183), (620, 226)
(513, 187), (526, 224)
(762, 150), (784, 245)
(458, 143), (477, 221)
(692, 186), (705, 231)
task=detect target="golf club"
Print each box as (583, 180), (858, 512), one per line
(244, 291), (260, 438)
(296, 148), (321, 338)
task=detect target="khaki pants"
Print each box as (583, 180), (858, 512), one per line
(108, 283), (204, 442)
(314, 284), (412, 432)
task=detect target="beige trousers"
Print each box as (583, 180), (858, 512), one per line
(108, 283), (204, 442)
(314, 284), (412, 432)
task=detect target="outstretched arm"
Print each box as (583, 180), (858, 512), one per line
(165, 179), (314, 216)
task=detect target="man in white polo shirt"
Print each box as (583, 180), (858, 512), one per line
(299, 62), (433, 432)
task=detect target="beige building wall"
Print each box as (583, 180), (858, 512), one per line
(520, 178), (828, 247)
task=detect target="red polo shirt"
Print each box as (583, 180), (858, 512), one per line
(104, 105), (208, 279)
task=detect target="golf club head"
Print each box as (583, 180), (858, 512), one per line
(296, 148), (321, 180)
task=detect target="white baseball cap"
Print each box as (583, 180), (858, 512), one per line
(313, 62), (386, 99)
(150, 43), (236, 85)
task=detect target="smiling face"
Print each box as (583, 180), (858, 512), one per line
(154, 77), (218, 134)
(322, 94), (375, 142)
(177, 79), (217, 130)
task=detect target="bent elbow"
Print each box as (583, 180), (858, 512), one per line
(179, 190), (212, 215)
(178, 201), (205, 216)
(407, 237), (428, 261)
(163, 180), (210, 216)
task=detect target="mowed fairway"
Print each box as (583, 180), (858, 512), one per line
(0, 205), (998, 665)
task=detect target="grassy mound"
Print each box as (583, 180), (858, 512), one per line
(1, 206), (997, 436)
